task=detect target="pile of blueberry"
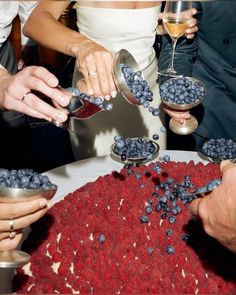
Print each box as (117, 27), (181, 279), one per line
(127, 163), (219, 255)
(0, 168), (57, 190)
(113, 136), (158, 161)
(160, 76), (206, 105)
(120, 65), (160, 117)
(67, 87), (113, 111)
(201, 138), (236, 160)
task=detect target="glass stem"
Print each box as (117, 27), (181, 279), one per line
(168, 38), (178, 73)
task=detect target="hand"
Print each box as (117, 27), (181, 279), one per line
(162, 105), (191, 124)
(18, 45), (39, 71)
(189, 160), (236, 253)
(74, 38), (117, 100)
(0, 198), (51, 250)
(0, 66), (70, 122)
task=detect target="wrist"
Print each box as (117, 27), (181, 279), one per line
(66, 33), (91, 57)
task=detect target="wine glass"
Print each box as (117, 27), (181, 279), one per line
(161, 1), (193, 76)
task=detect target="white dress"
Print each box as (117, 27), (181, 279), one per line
(71, 5), (166, 160)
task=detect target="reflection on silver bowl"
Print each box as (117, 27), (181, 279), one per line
(0, 186), (57, 202)
(112, 49), (142, 105)
(110, 138), (160, 164)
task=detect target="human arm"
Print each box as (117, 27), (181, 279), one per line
(0, 65), (69, 122)
(17, 1), (39, 70)
(0, 198), (51, 250)
(23, 0), (117, 99)
(189, 160), (236, 253)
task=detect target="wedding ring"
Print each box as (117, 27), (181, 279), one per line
(88, 70), (98, 77)
(8, 219), (14, 232)
(21, 91), (31, 102)
(9, 231), (16, 239)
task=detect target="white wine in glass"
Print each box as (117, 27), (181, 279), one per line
(162, 1), (192, 75)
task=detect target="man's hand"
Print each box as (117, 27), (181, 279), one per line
(189, 160), (236, 253)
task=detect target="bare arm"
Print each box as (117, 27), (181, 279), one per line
(23, 0), (117, 99)
(23, 1), (89, 59)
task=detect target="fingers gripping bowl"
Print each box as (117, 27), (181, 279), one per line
(0, 168), (57, 268)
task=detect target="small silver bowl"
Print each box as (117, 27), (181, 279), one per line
(199, 138), (236, 163)
(110, 138), (160, 164)
(161, 76), (206, 135)
(0, 185), (57, 268)
(112, 49), (142, 105)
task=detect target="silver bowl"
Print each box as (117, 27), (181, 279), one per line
(161, 76), (206, 135)
(0, 185), (57, 268)
(112, 49), (142, 105)
(161, 77), (206, 110)
(110, 138), (160, 164)
(0, 186), (57, 203)
(199, 138), (236, 163)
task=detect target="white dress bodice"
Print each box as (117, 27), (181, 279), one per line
(76, 5), (161, 70)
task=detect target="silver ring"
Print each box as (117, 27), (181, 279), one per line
(88, 70), (97, 77)
(8, 219), (14, 232)
(21, 91), (31, 102)
(9, 231), (16, 239)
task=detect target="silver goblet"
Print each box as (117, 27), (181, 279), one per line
(161, 77), (206, 135)
(0, 186), (57, 268)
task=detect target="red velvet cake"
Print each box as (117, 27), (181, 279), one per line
(13, 160), (236, 294)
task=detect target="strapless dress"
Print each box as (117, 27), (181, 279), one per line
(70, 5), (166, 160)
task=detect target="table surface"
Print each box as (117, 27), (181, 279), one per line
(0, 150), (209, 293)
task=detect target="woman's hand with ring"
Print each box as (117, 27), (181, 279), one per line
(0, 198), (51, 250)
(72, 38), (117, 100)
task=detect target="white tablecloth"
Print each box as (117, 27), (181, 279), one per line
(0, 150), (208, 293)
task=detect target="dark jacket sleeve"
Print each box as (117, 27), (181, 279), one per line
(158, 2), (201, 81)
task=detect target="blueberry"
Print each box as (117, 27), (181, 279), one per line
(140, 215), (149, 223)
(166, 229), (173, 237)
(168, 216), (176, 224)
(98, 234), (106, 244)
(147, 247), (154, 255)
(166, 245), (175, 254)
(163, 155), (170, 162)
(145, 206), (153, 214)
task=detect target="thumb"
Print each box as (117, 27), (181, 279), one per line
(188, 198), (201, 217)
